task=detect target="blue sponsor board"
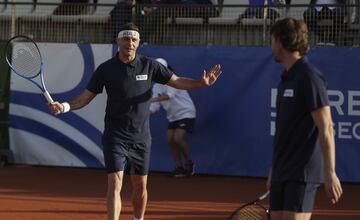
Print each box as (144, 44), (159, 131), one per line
(9, 44), (360, 182)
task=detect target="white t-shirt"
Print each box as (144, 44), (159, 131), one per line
(150, 83), (196, 122)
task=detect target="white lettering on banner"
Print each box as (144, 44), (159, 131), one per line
(270, 121), (276, 136)
(349, 91), (360, 116)
(328, 90), (344, 115)
(335, 122), (352, 139)
(333, 122), (360, 140)
(328, 90), (360, 116)
(270, 88), (277, 136)
(354, 123), (360, 139)
(271, 88), (277, 108)
(270, 88), (360, 140)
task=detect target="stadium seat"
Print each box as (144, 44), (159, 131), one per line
(208, 0), (248, 25)
(286, 0), (309, 20)
(0, 0), (7, 13)
(170, 0), (220, 25)
(0, 0), (34, 18)
(174, 17), (204, 24)
(33, 0), (62, 16)
(51, 0), (116, 23)
(347, 22), (360, 45)
(85, 0), (117, 22)
(18, 0), (62, 21)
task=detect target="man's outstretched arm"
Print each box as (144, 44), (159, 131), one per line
(167, 64), (221, 90)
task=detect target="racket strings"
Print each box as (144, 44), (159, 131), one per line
(231, 204), (268, 220)
(9, 41), (41, 78)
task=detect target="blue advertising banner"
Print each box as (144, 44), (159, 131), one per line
(9, 44), (360, 182)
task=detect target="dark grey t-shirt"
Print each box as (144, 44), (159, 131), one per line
(272, 57), (329, 183)
(87, 54), (173, 143)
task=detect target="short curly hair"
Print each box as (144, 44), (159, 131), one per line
(270, 17), (310, 56)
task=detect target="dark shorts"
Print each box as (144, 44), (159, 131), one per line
(102, 139), (151, 175)
(270, 181), (320, 212)
(168, 118), (195, 133)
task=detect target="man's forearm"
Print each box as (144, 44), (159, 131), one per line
(319, 124), (336, 175)
(311, 106), (337, 175)
(150, 94), (169, 103)
(68, 96), (88, 110)
(66, 90), (96, 111)
(167, 76), (204, 90)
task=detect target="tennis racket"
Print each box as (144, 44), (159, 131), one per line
(5, 35), (54, 103)
(228, 191), (270, 220)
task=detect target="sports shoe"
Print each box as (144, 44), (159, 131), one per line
(186, 160), (195, 176)
(173, 166), (186, 177)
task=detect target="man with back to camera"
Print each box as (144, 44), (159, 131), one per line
(48, 22), (221, 220)
(267, 17), (342, 220)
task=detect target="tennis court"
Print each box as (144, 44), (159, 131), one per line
(1, 2), (360, 220)
(0, 165), (359, 220)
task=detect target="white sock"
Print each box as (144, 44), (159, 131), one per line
(133, 217), (143, 220)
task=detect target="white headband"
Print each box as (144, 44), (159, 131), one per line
(117, 30), (140, 39)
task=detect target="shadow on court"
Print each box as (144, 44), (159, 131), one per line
(0, 166), (359, 220)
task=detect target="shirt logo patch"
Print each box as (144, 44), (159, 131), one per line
(283, 89), (294, 97)
(136, 74), (148, 81)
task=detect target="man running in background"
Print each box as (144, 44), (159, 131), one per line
(150, 58), (196, 177)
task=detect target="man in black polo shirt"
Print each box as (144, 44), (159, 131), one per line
(267, 17), (342, 220)
(48, 23), (221, 220)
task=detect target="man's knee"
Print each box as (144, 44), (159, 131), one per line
(107, 172), (124, 193)
(167, 138), (176, 147)
(131, 175), (148, 193)
(173, 129), (186, 144)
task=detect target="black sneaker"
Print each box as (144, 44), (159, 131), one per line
(186, 160), (195, 176)
(173, 166), (186, 177)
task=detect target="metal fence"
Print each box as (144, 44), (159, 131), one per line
(0, 2), (360, 46)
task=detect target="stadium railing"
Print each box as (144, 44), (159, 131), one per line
(0, 1), (359, 46)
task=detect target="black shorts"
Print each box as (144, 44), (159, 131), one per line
(168, 118), (195, 133)
(102, 139), (151, 175)
(270, 181), (320, 212)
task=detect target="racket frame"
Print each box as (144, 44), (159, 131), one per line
(5, 35), (54, 103)
(228, 191), (270, 220)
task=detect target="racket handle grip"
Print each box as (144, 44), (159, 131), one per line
(43, 90), (54, 103)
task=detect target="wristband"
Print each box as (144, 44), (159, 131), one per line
(62, 102), (71, 113)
